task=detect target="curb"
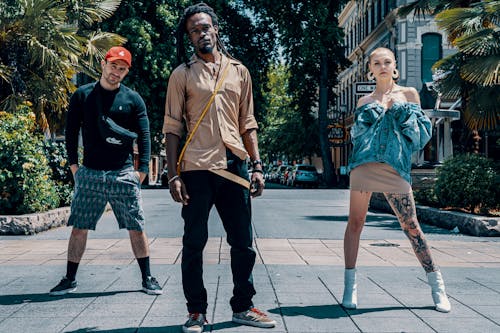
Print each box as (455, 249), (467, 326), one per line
(0, 207), (70, 235)
(370, 193), (500, 237)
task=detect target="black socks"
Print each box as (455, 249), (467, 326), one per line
(66, 261), (79, 281)
(137, 256), (151, 281)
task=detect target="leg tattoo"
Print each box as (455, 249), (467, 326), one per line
(384, 192), (436, 273)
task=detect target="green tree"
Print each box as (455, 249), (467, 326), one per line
(399, 0), (500, 134)
(0, 0), (125, 134)
(243, 0), (350, 186)
(259, 63), (307, 163)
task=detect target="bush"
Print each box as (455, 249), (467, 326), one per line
(0, 104), (59, 214)
(414, 187), (439, 207)
(434, 153), (499, 214)
(43, 140), (74, 207)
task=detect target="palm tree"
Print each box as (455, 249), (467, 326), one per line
(0, 0), (125, 135)
(399, 0), (500, 133)
(433, 1), (500, 130)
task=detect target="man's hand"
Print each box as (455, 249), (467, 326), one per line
(250, 171), (265, 198)
(136, 171), (147, 184)
(169, 177), (190, 205)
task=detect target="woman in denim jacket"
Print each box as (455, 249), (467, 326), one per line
(342, 47), (451, 313)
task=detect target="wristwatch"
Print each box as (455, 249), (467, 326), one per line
(251, 159), (262, 168)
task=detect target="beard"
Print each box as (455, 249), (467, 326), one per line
(199, 44), (214, 54)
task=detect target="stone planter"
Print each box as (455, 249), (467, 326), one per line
(0, 207), (70, 235)
(370, 193), (500, 237)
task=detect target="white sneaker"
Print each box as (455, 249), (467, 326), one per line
(232, 307), (276, 328)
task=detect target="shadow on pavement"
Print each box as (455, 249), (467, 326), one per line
(305, 215), (396, 222)
(304, 214), (451, 234)
(210, 321), (244, 331)
(0, 290), (139, 305)
(269, 304), (434, 319)
(64, 321), (251, 332)
(65, 328), (179, 332)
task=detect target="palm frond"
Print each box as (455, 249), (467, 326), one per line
(461, 54), (500, 86)
(0, 0), (127, 131)
(435, 6), (485, 42)
(0, 63), (14, 84)
(463, 85), (500, 130)
(80, 31), (127, 75)
(397, 0), (436, 18)
(483, 0), (500, 27)
(432, 54), (463, 99)
(26, 36), (71, 73)
(0, 94), (24, 113)
(455, 28), (500, 56)
(76, 0), (122, 26)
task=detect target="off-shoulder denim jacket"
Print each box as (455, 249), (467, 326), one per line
(347, 102), (432, 184)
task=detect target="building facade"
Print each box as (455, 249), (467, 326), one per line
(333, 0), (460, 179)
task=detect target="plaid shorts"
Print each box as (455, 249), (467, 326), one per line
(68, 166), (145, 231)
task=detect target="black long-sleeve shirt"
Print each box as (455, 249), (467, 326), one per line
(65, 82), (150, 173)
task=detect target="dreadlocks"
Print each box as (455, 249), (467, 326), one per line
(175, 2), (234, 67)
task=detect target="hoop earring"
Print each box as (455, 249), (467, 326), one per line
(367, 71), (375, 81)
(392, 69), (400, 80)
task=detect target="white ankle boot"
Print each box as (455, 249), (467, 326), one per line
(427, 270), (451, 312)
(342, 268), (357, 309)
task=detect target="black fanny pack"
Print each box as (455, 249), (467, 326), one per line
(93, 83), (138, 149)
(97, 114), (137, 148)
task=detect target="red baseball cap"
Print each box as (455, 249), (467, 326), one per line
(104, 46), (132, 67)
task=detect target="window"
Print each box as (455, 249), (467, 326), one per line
(371, 4), (375, 30)
(376, 0), (381, 23)
(400, 22), (406, 43)
(421, 33), (442, 83)
(364, 14), (368, 37)
(351, 27), (354, 53)
(401, 51), (407, 80)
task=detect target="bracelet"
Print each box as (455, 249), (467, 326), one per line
(252, 169), (264, 174)
(168, 175), (180, 184)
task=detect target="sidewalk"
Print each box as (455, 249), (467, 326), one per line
(1, 237), (499, 332)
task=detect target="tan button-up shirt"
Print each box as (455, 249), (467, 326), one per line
(163, 54), (258, 172)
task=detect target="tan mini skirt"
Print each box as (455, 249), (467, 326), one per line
(350, 162), (411, 193)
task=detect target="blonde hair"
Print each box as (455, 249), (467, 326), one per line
(368, 47), (395, 63)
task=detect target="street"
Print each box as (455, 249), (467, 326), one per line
(12, 187), (482, 242)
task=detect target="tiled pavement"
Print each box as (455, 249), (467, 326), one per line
(1, 237), (499, 332)
(1, 237), (499, 268)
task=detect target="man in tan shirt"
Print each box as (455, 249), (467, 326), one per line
(163, 3), (275, 333)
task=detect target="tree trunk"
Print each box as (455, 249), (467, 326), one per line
(319, 51), (335, 186)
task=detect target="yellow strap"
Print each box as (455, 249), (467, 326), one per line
(209, 169), (251, 189)
(176, 62), (231, 175)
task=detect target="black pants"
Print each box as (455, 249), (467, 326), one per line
(180, 154), (256, 314)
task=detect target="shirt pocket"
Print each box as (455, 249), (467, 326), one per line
(223, 82), (240, 98)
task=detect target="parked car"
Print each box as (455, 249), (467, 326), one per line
(265, 166), (278, 182)
(289, 164), (319, 188)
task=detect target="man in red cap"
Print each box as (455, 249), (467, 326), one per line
(49, 46), (162, 296)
